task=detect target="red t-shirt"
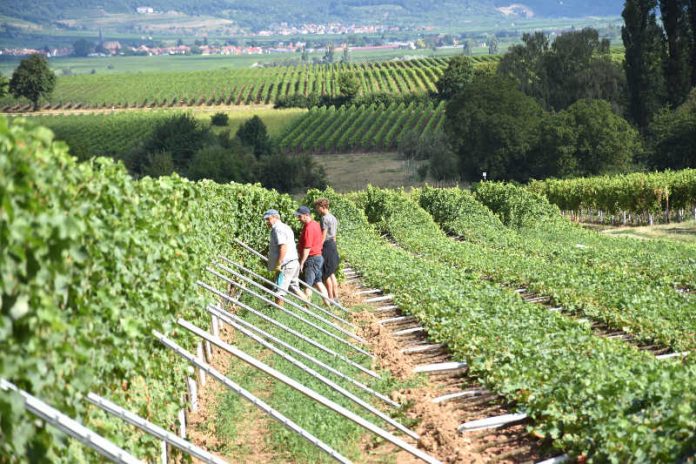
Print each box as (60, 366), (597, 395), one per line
(298, 220), (323, 256)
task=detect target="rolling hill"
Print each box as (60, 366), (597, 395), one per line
(0, 0), (624, 30)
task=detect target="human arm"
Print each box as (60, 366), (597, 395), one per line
(275, 244), (287, 271)
(299, 247), (310, 270)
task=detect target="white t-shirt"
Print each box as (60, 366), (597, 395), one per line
(268, 221), (298, 271)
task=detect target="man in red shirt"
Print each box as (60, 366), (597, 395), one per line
(295, 205), (331, 305)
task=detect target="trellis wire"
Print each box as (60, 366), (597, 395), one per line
(218, 256), (356, 328)
(153, 332), (351, 464)
(207, 305), (399, 408)
(197, 281), (380, 379)
(168, 323), (441, 464)
(207, 268), (375, 360)
(214, 262), (364, 343)
(233, 239), (353, 314)
(188, 314), (416, 439)
(86, 393), (227, 464)
(0, 379), (143, 464)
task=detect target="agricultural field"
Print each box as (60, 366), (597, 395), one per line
(278, 101), (445, 154)
(16, 107), (306, 159)
(0, 57), (500, 111)
(14, 100), (446, 164)
(0, 47), (473, 76)
(530, 169), (696, 225)
(2, 116), (695, 464)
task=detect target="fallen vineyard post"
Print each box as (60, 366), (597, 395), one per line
(207, 267), (374, 359)
(0, 379), (143, 464)
(86, 393), (228, 464)
(184, 313), (418, 440)
(214, 261), (362, 341)
(218, 256), (356, 327)
(153, 331), (352, 464)
(205, 305), (400, 408)
(197, 281), (381, 379)
(168, 321), (442, 464)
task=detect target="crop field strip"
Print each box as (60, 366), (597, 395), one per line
(0, 58), (462, 111)
(377, 186), (696, 353)
(341, 266), (555, 464)
(308, 188), (696, 462)
(13, 108), (306, 160)
(278, 100), (446, 153)
(529, 169), (696, 225)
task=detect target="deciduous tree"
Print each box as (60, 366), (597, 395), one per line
(435, 55), (474, 99)
(445, 75), (544, 181)
(9, 54), (57, 110)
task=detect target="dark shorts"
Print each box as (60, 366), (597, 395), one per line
(322, 239), (339, 278)
(303, 255), (324, 286)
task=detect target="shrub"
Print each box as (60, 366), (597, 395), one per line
(210, 112), (229, 126)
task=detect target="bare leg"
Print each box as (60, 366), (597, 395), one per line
(330, 274), (339, 301)
(314, 282), (331, 305)
(323, 276), (335, 300)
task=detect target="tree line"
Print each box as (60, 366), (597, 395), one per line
(424, 15), (696, 183)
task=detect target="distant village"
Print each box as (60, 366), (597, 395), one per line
(0, 40), (419, 58)
(0, 29), (421, 59)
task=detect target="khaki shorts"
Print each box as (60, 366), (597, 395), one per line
(276, 260), (301, 297)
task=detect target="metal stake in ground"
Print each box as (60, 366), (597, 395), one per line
(214, 262), (363, 342)
(197, 281), (380, 379)
(0, 379), (143, 464)
(218, 256), (355, 326)
(153, 333), (352, 464)
(207, 267), (374, 359)
(87, 393), (228, 464)
(193, 313), (416, 439)
(233, 238), (353, 315)
(169, 323), (442, 464)
(206, 305), (399, 408)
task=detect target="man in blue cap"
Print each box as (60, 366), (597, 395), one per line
(264, 209), (304, 305)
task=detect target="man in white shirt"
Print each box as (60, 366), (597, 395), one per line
(264, 209), (305, 305)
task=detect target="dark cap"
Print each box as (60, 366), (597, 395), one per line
(294, 205), (311, 216)
(263, 209), (280, 219)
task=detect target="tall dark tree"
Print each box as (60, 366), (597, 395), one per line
(499, 29), (625, 112)
(543, 28), (623, 111)
(622, 0), (668, 128)
(140, 113), (209, 172)
(9, 54), (56, 110)
(659, 0), (693, 106)
(497, 32), (550, 106)
(647, 88), (696, 169)
(236, 115), (272, 157)
(445, 75), (545, 181)
(72, 39), (94, 57)
(689, 0), (696, 85)
(435, 55), (475, 99)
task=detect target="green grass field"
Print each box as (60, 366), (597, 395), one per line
(594, 221), (696, 244)
(313, 152), (425, 192)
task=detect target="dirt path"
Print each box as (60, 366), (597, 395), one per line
(341, 276), (550, 464)
(186, 319), (279, 464)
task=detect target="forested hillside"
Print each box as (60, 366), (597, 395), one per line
(0, 0), (624, 27)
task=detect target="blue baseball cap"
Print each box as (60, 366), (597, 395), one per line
(263, 209), (280, 219)
(294, 205), (311, 216)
